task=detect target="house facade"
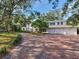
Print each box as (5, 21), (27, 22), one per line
(47, 20), (78, 35)
(21, 23), (36, 32)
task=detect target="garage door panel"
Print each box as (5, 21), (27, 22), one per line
(48, 28), (65, 34)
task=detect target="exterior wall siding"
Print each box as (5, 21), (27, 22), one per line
(48, 20), (77, 35)
(47, 27), (77, 35)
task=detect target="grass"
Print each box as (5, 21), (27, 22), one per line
(0, 32), (21, 55)
(0, 32), (18, 37)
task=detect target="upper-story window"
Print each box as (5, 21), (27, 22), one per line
(52, 22), (55, 25)
(50, 22), (55, 25)
(57, 22), (59, 25)
(61, 22), (63, 25)
(50, 23), (52, 25)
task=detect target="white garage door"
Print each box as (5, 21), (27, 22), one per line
(47, 28), (77, 35)
(47, 28), (65, 34)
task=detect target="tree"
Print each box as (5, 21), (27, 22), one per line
(67, 14), (79, 26)
(61, 0), (79, 26)
(32, 18), (48, 33)
(12, 14), (27, 31)
(0, 0), (33, 32)
(0, 0), (58, 19)
(46, 10), (63, 21)
(0, 0), (58, 32)
(0, 0), (32, 19)
(62, 0), (79, 16)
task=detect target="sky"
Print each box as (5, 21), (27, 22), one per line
(31, 0), (67, 14)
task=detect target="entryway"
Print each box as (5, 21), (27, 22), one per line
(77, 28), (79, 34)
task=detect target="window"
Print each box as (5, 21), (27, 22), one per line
(50, 23), (53, 25)
(53, 22), (55, 25)
(50, 22), (55, 25)
(57, 22), (59, 25)
(61, 22), (63, 25)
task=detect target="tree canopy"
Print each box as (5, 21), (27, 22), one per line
(0, 0), (79, 32)
(32, 17), (48, 33)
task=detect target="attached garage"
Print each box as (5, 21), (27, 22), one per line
(47, 20), (78, 35)
(47, 27), (77, 35)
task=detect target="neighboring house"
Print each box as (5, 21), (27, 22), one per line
(21, 23), (32, 31)
(21, 23), (36, 32)
(47, 20), (78, 35)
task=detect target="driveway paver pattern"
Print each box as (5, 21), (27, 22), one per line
(3, 33), (79, 59)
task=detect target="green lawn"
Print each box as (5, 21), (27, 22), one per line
(0, 32), (18, 37)
(0, 32), (21, 55)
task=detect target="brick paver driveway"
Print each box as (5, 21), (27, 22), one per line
(3, 33), (79, 59)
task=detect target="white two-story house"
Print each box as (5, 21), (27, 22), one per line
(47, 20), (78, 35)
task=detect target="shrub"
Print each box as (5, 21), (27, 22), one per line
(0, 34), (22, 55)
(10, 34), (22, 45)
(0, 47), (7, 55)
